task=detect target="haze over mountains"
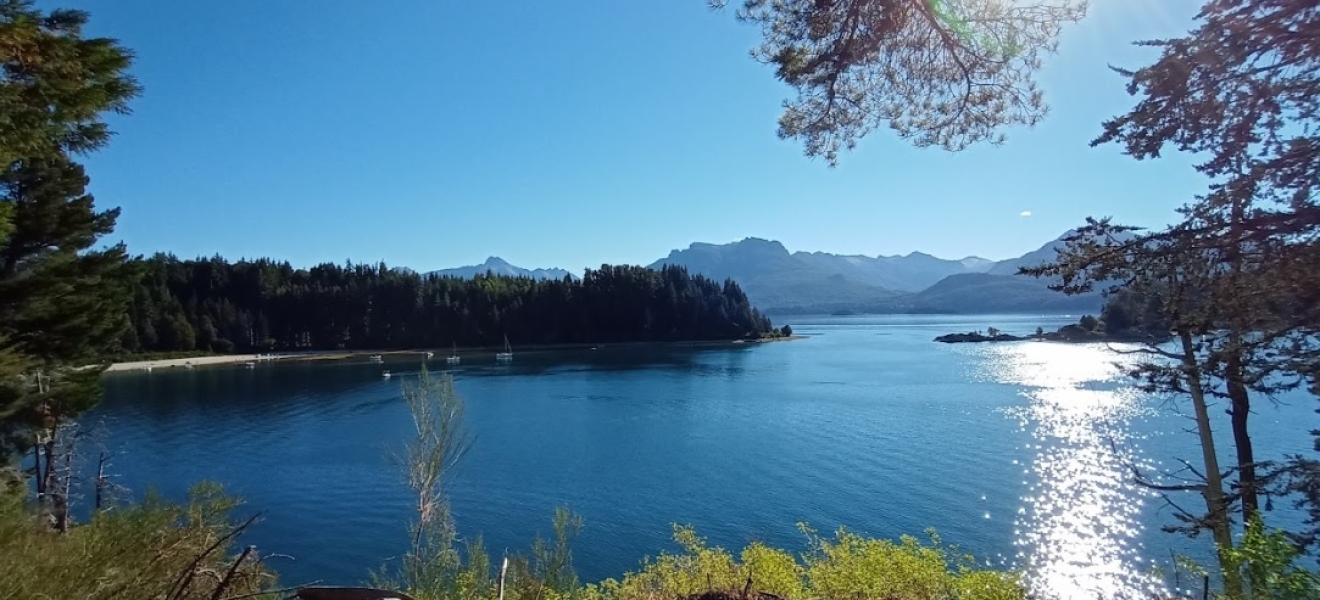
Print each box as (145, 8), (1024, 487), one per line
(430, 232), (1103, 315)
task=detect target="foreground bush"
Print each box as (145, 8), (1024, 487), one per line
(576, 525), (1022, 600)
(0, 482), (277, 600)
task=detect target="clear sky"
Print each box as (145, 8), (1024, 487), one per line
(61, 0), (1205, 272)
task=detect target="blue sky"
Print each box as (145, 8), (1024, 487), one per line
(62, 0), (1204, 272)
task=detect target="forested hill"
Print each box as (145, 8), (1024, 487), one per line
(121, 255), (775, 354)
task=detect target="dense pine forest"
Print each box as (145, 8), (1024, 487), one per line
(121, 255), (776, 354)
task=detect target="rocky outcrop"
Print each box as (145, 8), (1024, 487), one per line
(934, 332), (1027, 343)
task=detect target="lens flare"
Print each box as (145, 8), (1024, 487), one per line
(926, 0), (1027, 59)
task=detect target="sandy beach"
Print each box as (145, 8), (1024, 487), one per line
(103, 349), (452, 372)
(102, 337), (804, 373)
(103, 353), (290, 372)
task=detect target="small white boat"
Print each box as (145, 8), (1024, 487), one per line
(382, 370), (392, 379)
(243, 361), (256, 369)
(446, 342), (460, 365)
(425, 351), (434, 359)
(368, 354), (384, 363)
(496, 335), (513, 363)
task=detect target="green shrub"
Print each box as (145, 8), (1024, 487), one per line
(803, 527), (954, 600)
(371, 368), (488, 600)
(950, 571), (1023, 600)
(605, 526), (741, 597)
(589, 525), (1023, 600)
(1222, 516), (1320, 600)
(0, 482), (277, 600)
(741, 542), (805, 598)
(504, 507), (586, 600)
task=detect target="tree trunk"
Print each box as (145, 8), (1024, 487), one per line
(1225, 346), (1263, 598)
(96, 452), (108, 511)
(32, 435), (43, 498)
(498, 556), (509, 600)
(1225, 196), (1260, 525)
(37, 411), (73, 533)
(40, 432), (56, 505)
(1179, 331), (1243, 599)
(54, 443), (72, 533)
(1226, 352), (1258, 522)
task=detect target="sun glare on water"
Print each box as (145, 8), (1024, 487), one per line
(979, 342), (1167, 600)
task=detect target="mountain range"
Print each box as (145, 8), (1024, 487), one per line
(427, 256), (575, 281)
(428, 233), (1103, 315)
(646, 233), (1100, 314)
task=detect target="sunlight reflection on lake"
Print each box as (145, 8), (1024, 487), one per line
(983, 341), (1166, 600)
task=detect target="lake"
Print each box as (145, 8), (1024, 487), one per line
(87, 314), (1317, 599)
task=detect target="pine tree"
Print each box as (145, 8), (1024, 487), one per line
(713, 0), (1086, 164)
(0, 155), (133, 529)
(0, 1), (140, 168)
(0, 157), (131, 362)
(0, 1), (139, 521)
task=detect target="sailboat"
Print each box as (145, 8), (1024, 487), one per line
(496, 335), (513, 363)
(446, 342), (460, 365)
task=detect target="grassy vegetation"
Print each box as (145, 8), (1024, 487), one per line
(0, 482), (278, 600)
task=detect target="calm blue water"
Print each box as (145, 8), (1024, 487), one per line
(86, 314), (1317, 599)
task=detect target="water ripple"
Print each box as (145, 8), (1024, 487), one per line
(87, 319), (1316, 590)
(983, 342), (1164, 600)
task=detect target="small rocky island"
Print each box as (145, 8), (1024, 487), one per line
(935, 327), (1099, 343)
(936, 331), (1034, 343)
(936, 313), (1165, 344)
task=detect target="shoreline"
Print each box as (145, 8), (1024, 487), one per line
(102, 336), (804, 373)
(103, 353), (298, 372)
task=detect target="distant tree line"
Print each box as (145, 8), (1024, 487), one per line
(121, 255), (775, 354)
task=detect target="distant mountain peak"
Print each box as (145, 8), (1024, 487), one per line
(428, 257), (576, 281)
(737, 238), (790, 254)
(958, 256), (995, 272)
(662, 237), (791, 261)
(740, 236), (785, 247)
(701, 237), (791, 254)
